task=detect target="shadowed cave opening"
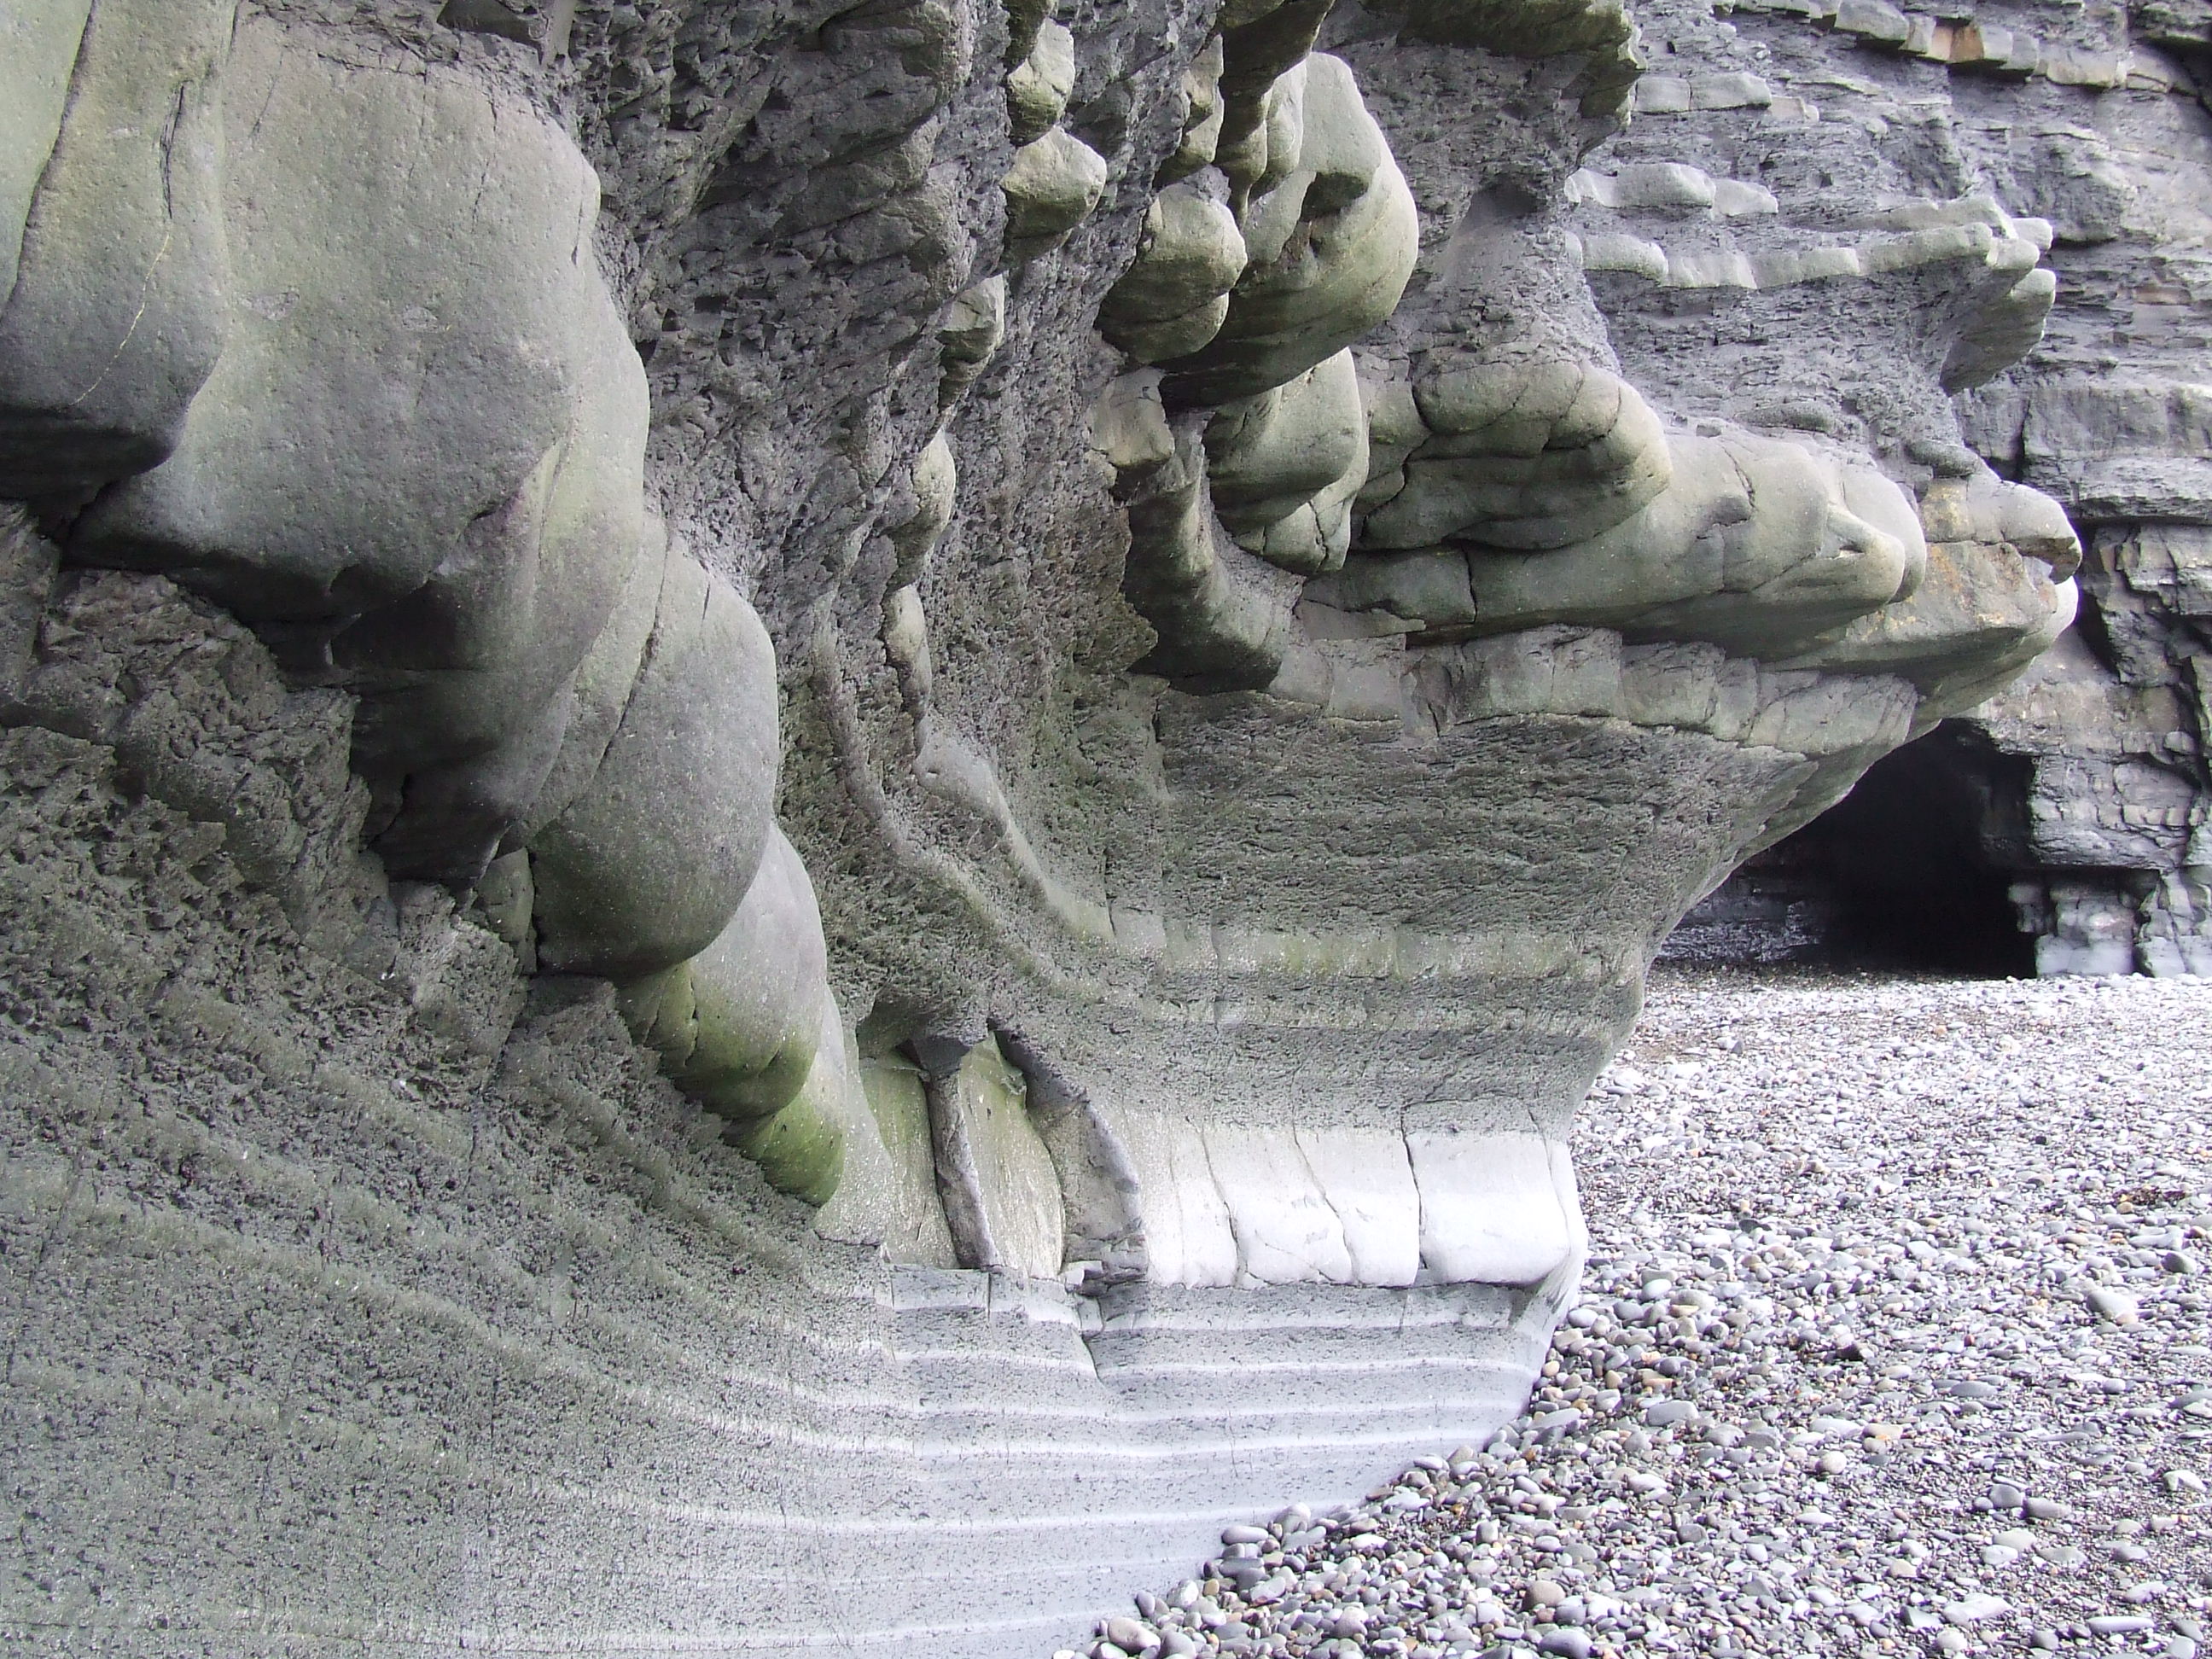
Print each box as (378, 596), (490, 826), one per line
(1666, 722), (2039, 976)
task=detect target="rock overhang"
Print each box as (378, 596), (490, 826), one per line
(0, 0), (2116, 1650)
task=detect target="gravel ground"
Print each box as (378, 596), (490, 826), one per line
(1068, 967), (2212, 1659)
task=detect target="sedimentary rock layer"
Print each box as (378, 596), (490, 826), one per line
(0, 0), (2098, 1650)
(1636, 0), (2212, 977)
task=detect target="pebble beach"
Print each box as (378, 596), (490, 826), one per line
(1072, 967), (2212, 1659)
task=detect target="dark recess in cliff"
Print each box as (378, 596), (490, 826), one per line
(1669, 724), (2040, 976)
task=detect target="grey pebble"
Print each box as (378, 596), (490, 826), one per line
(1102, 1617), (1155, 1652)
(2087, 1286), (2143, 1324)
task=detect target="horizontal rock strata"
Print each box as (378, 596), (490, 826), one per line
(0, 0), (2144, 1648)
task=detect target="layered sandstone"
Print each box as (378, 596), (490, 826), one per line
(0, 0), (2108, 1650)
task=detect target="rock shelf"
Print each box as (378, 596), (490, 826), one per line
(1090, 968), (2212, 1659)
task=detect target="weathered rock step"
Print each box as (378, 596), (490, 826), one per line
(1085, 968), (2212, 1659)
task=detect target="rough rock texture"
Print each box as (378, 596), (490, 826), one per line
(0, 0), (2109, 1650)
(1959, 0), (2212, 976)
(1656, 0), (2212, 977)
(2, 560), (1559, 1656)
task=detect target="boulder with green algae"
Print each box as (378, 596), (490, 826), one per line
(618, 827), (829, 1125)
(528, 544), (780, 981)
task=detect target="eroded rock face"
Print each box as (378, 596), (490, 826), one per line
(1952, 1), (2212, 977)
(1642, 0), (2212, 978)
(0, 0), (2086, 1650)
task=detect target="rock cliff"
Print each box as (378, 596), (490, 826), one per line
(1660, 0), (2212, 976)
(0, 0), (2128, 1650)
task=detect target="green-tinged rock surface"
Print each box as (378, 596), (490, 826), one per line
(0, 0), (2169, 1650)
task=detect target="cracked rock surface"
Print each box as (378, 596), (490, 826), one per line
(1094, 966), (2212, 1659)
